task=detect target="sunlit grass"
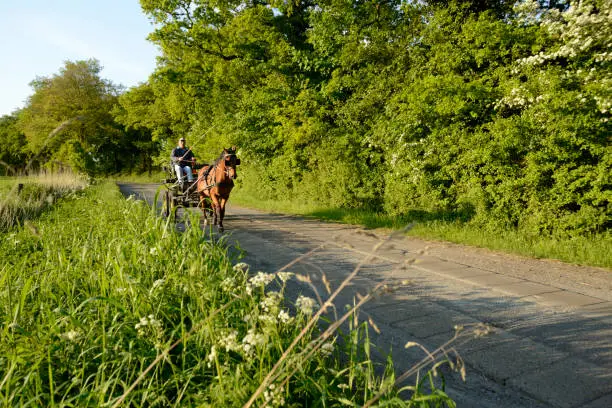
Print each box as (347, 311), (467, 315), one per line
(0, 171), (87, 231)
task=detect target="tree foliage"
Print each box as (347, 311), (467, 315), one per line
(117, 0), (612, 235)
(8, 59), (158, 176)
(0, 113), (28, 175)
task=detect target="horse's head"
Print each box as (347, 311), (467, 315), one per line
(221, 146), (240, 180)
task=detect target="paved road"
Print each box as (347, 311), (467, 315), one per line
(118, 183), (612, 408)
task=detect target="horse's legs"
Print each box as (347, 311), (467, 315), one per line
(218, 198), (227, 231)
(210, 195), (221, 230)
(199, 194), (209, 226)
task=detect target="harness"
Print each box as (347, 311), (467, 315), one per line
(183, 154), (236, 195)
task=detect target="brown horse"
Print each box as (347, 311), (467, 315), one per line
(197, 147), (240, 232)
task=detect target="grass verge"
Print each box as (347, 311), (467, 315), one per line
(0, 172), (87, 232)
(231, 192), (611, 269)
(0, 181), (469, 406)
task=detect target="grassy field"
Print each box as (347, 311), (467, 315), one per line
(0, 181), (468, 407)
(231, 192), (612, 270)
(0, 172), (87, 231)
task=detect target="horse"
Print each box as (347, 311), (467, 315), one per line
(197, 147), (240, 232)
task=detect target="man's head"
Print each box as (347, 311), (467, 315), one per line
(178, 137), (186, 147)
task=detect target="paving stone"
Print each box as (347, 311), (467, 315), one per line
(522, 291), (605, 307)
(416, 264), (495, 280)
(390, 311), (479, 340)
(581, 392), (612, 408)
(463, 273), (524, 287)
(578, 301), (612, 318)
(493, 281), (562, 297)
(367, 300), (451, 325)
(462, 337), (568, 382)
(507, 357), (612, 408)
(509, 314), (612, 367)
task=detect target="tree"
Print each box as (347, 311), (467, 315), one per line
(18, 59), (124, 175)
(125, 0), (609, 236)
(0, 112), (28, 175)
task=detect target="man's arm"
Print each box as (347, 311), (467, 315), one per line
(171, 147), (180, 163)
(184, 150), (195, 162)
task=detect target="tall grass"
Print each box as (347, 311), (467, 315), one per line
(0, 171), (87, 231)
(0, 182), (468, 406)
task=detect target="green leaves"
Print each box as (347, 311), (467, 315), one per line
(122, 0), (610, 236)
(16, 60), (123, 175)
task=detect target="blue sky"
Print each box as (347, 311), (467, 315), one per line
(0, 0), (159, 116)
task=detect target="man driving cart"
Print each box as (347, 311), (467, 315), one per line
(171, 137), (196, 190)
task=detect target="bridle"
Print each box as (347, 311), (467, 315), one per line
(207, 153), (237, 183)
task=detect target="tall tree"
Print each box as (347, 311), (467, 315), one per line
(18, 59), (123, 175)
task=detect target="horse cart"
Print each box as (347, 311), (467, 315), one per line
(159, 148), (240, 231)
(159, 163), (205, 218)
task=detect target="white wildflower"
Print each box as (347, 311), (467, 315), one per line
(218, 330), (240, 352)
(242, 328), (265, 356)
(260, 291), (282, 313)
(263, 383), (285, 407)
(221, 277), (236, 293)
(278, 310), (293, 324)
(207, 345), (217, 368)
(150, 279), (165, 294)
(276, 272), (294, 283)
(319, 341), (335, 357)
(59, 330), (81, 342)
(233, 262), (250, 272)
(258, 314), (278, 325)
(296, 295), (318, 316)
(249, 272), (275, 287)
(135, 314), (163, 337)
(247, 272), (276, 294)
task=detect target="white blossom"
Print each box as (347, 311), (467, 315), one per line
(260, 291), (282, 313)
(149, 279), (165, 294)
(218, 330), (241, 352)
(263, 383), (285, 407)
(296, 296), (318, 316)
(247, 272), (276, 294)
(135, 314), (163, 337)
(242, 328), (266, 356)
(233, 262), (250, 272)
(221, 277), (237, 293)
(249, 272), (275, 286)
(276, 272), (294, 283)
(319, 341), (335, 357)
(278, 310), (293, 324)
(59, 330), (81, 342)
(207, 345), (217, 368)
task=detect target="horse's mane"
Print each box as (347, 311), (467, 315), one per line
(211, 148), (236, 167)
